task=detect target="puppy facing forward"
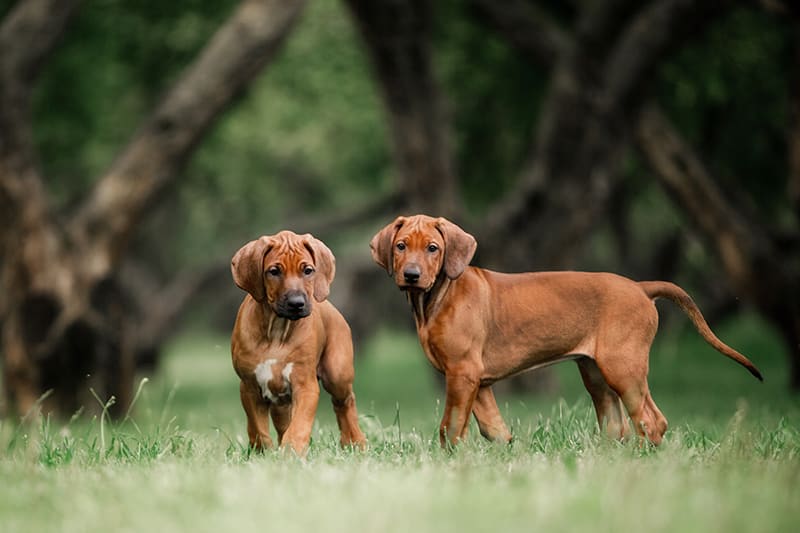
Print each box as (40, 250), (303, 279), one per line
(231, 230), (366, 454)
(370, 214), (762, 447)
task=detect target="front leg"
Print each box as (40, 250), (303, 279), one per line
(472, 386), (512, 443)
(440, 372), (480, 448)
(279, 375), (320, 456)
(240, 381), (273, 450)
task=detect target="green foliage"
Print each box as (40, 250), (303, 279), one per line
(31, 0), (391, 266)
(433, 0), (546, 212)
(656, 7), (792, 216)
(24, 1), (795, 274)
(32, 0), (238, 202)
(176, 0), (391, 261)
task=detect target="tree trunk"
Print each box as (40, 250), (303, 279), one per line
(344, 0), (461, 218)
(476, 0), (723, 271)
(790, 25), (800, 222)
(0, 0), (307, 418)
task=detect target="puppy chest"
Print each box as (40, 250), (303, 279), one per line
(253, 359), (294, 404)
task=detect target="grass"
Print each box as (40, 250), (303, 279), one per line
(1, 311), (799, 532)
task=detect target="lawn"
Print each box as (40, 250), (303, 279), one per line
(1, 311), (798, 532)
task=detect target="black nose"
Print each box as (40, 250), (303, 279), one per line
(287, 293), (306, 310)
(403, 265), (421, 284)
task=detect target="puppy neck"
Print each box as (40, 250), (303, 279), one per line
(407, 273), (451, 328)
(260, 302), (295, 344)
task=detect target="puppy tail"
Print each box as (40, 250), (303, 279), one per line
(639, 281), (763, 382)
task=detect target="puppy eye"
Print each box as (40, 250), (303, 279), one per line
(267, 266), (281, 276)
(396, 242), (406, 251)
(427, 243), (439, 253)
(303, 266), (315, 276)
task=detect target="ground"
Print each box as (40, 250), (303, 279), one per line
(0, 312), (798, 532)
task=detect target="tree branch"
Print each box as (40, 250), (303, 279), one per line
(636, 105), (784, 297)
(123, 260), (230, 359)
(0, 0), (81, 179)
(474, 0), (733, 270)
(70, 0), (307, 279)
(0, 0), (82, 210)
(468, 0), (567, 67)
(636, 104), (800, 389)
(289, 190), (407, 238)
(601, 0), (731, 116)
(478, 1), (644, 268)
(0, 0), (82, 86)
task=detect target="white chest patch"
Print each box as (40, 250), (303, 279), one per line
(282, 362), (294, 383)
(254, 358), (293, 403)
(254, 359), (277, 400)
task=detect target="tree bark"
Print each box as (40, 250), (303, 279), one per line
(0, 0), (307, 418)
(0, 0), (85, 417)
(790, 26), (800, 220)
(70, 0), (308, 280)
(344, 0), (461, 218)
(477, 0), (716, 271)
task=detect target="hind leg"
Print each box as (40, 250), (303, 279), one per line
(617, 385), (668, 445)
(472, 386), (513, 443)
(322, 377), (366, 449)
(596, 351), (668, 445)
(576, 357), (630, 440)
(318, 331), (366, 449)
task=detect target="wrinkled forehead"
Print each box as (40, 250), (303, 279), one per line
(395, 217), (443, 245)
(262, 238), (314, 269)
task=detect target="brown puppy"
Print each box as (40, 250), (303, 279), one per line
(231, 230), (366, 454)
(370, 215), (762, 447)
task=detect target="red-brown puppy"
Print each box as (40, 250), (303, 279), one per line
(231, 230), (366, 454)
(370, 215), (762, 447)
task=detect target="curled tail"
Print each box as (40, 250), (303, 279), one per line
(638, 281), (763, 381)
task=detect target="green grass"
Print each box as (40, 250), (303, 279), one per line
(1, 312), (799, 532)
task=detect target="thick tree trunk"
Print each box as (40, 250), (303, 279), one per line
(0, 0), (85, 417)
(344, 0), (461, 218)
(0, 0), (307, 418)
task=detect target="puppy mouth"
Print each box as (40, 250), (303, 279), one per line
(275, 307), (311, 320)
(398, 282), (432, 293)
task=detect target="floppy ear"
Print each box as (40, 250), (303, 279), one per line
(304, 235), (336, 302)
(436, 218), (477, 280)
(370, 216), (406, 276)
(231, 236), (274, 301)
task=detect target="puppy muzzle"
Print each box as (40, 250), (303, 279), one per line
(276, 291), (311, 320)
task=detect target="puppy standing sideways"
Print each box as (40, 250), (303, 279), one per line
(230, 231), (366, 454)
(370, 215), (763, 447)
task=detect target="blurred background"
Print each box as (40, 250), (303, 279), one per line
(1, 0), (798, 431)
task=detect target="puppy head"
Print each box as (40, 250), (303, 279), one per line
(370, 215), (476, 291)
(231, 231), (336, 320)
